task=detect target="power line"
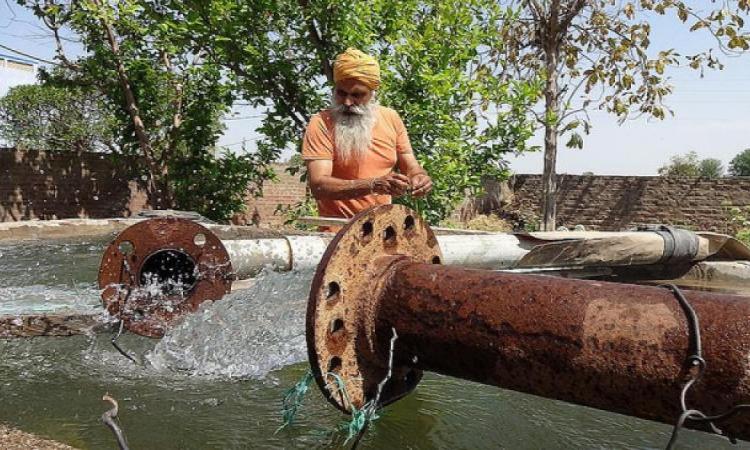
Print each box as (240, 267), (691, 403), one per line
(0, 42), (55, 65)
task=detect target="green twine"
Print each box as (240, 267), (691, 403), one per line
(276, 369), (314, 432)
(278, 328), (398, 448)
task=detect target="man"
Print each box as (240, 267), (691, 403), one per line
(302, 48), (432, 225)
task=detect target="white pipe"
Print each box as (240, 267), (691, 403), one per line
(222, 233), (535, 278)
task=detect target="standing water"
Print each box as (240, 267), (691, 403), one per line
(1, 239), (748, 449)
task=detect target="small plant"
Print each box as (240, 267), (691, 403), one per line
(723, 206), (750, 246)
(275, 195), (319, 231)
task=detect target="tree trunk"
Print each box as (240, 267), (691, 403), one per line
(541, 10), (560, 232)
(94, 0), (171, 209)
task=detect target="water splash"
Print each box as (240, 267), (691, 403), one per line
(146, 269), (314, 379)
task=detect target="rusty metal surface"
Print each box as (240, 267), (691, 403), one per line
(0, 313), (107, 337)
(98, 218), (232, 338)
(306, 204), (442, 413)
(306, 204), (750, 441)
(372, 261), (750, 440)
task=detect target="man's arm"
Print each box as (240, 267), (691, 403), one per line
(397, 153), (433, 197)
(306, 160), (410, 200)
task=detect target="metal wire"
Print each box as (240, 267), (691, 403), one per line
(662, 284), (749, 449)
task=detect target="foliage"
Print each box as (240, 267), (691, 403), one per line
(725, 206), (750, 246)
(174, 0), (540, 224)
(496, 0), (750, 229)
(439, 214), (513, 232)
(729, 148), (750, 176)
(658, 151), (724, 178)
(20, 0), (277, 221)
(698, 158), (724, 178)
(0, 83), (118, 152)
(275, 195), (319, 231)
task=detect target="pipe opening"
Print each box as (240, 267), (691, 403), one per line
(139, 249), (197, 296)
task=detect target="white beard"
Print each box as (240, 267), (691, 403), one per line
(330, 96), (378, 162)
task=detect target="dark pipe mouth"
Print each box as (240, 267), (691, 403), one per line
(139, 249), (197, 296)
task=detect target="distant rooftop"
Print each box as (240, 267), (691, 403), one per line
(0, 52), (37, 67)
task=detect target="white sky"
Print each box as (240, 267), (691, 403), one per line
(1, 2), (748, 175)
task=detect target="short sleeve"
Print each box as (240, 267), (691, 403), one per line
(302, 113), (334, 160)
(392, 111), (413, 154)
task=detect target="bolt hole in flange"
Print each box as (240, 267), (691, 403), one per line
(326, 281), (341, 303)
(194, 233), (206, 246)
(328, 356), (343, 373)
(330, 318), (345, 335)
(118, 240), (135, 256)
(432, 255), (441, 264)
(383, 225), (397, 245)
(404, 215), (415, 231)
(361, 220), (374, 241)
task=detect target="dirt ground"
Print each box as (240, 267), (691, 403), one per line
(0, 424), (78, 450)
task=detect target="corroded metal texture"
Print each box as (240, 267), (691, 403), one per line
(306, 204), (442, 412)
(374, 262), (750, 438)
(307, 204), (750, 441)
(0, 313), (107, 337)
(98, 218), (232, 338)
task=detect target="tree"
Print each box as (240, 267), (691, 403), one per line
(174, 0), (540, 223)
(698, 158), (724, 178)
(658, 151), (723, 178)
(0, 83), (118, 152)
(497, 1), (750, 230)
(20, 0), (277, 221)
(729, 148), (750, 176)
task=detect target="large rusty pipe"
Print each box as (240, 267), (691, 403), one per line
(306, 205), (750, 442)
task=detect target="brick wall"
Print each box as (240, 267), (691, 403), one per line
(0, 148), (307, 227)
(3, 148), (749, 232)
(0, 148), (148, 222)
(233, 164), (309, 227)
(507, 174), (750, 233)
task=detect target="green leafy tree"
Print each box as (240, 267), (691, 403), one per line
(175, 0), (540, 223)
(729, 148), (750, 176)
(0, 83), (118, 152)
(698, 158), (724, 178)
(659, 151), (724, 178)
(497, 1), (750, 230)
(21, 0), (277, 221)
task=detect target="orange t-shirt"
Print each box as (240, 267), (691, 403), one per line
(301, 106), (413, 218)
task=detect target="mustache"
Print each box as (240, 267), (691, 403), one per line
(331, 103), (369, 115)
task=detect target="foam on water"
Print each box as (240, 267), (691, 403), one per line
(146, 269), (314, 379)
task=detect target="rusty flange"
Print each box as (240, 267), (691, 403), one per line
(98, 218), (233, 338)
(306, 204), (442, 413)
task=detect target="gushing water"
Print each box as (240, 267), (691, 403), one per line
(146, 269), (313, 379)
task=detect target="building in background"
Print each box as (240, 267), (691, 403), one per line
(0, 53), (37, 98)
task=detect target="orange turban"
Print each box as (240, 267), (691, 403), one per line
(333, 48), (381, 90)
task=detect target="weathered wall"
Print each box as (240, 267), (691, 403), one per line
(507, 174), (750, 233)
(3, 148), (748, 232)
(0, 148), (148, 222)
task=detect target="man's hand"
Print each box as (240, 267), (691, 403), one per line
(372, 173), (411, 197)
(410, 173), (432, 197)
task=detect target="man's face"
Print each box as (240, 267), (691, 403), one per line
(334, 79), (373, 114)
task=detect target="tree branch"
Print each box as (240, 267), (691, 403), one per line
(298, 0), (334, 83)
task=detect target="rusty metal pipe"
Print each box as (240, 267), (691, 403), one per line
(374, 260), (750, 438)
(306, 205), (750, 442)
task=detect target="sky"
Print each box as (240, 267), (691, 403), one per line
(1, 2), (748, 176)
